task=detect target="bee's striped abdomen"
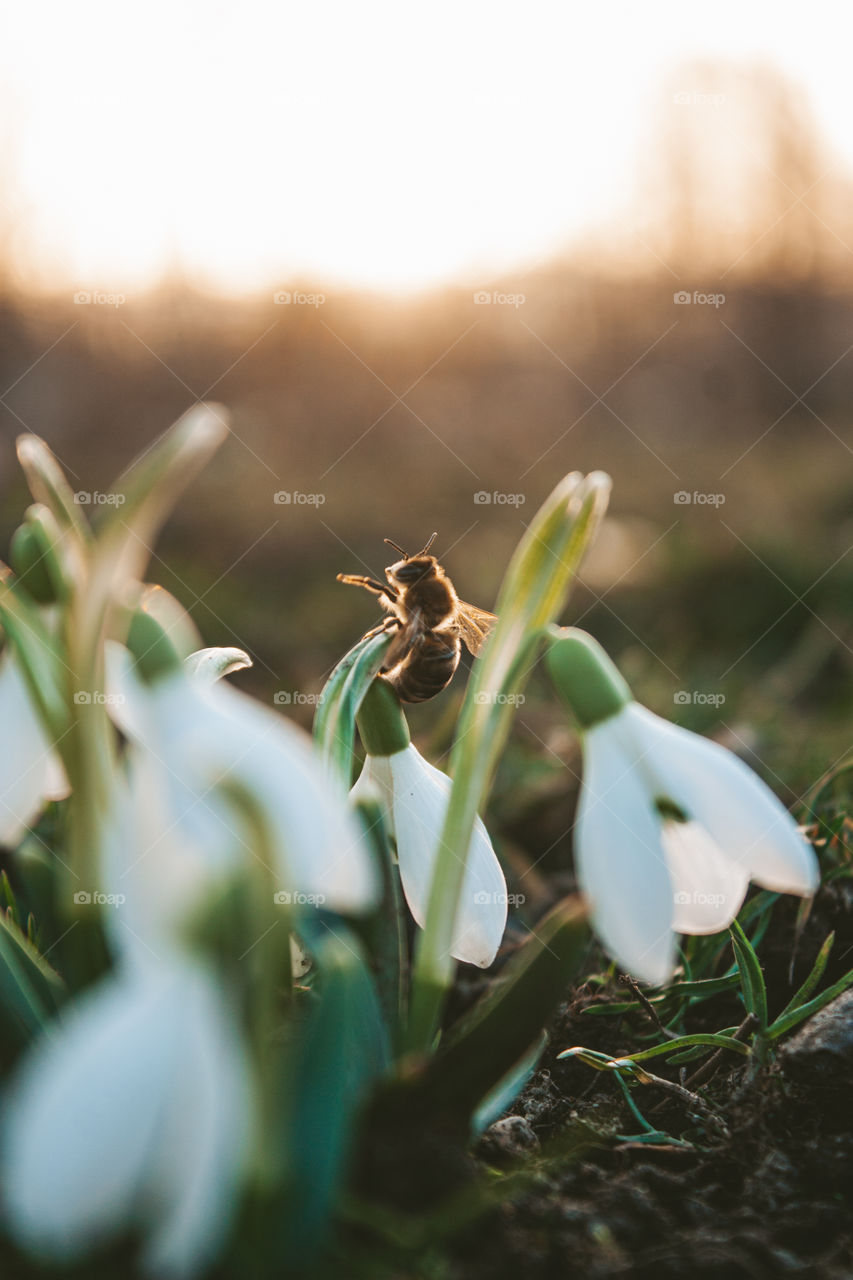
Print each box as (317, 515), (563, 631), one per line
(385, 631), (461, 703)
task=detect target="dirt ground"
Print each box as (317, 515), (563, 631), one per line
(340, 878), (853, 1280)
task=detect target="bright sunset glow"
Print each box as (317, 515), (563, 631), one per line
(2, 0), (852, 294)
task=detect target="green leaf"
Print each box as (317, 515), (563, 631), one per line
(650, 974), (742, 999)
(665, 1028), (739, 1063)
(472, 1031), (548, 1137)
(772, 932), (834, 1026)
(0, 566), (70, 738)
(729, 918), (768, 1030)
(0, 912), (65, 1053)
(558, 1031), (752, 1067)
(349, 796), (408, 1044)
(421, 898), (589, 1119)
(580, 973), (742, 1018)
(16, 434), (93, 547)
(75, 404), (228, 662)
(767, 966), (853, 1041)
(313, 630), (394, 782)
(277, 925), (388, 1261)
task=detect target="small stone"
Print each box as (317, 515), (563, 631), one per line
(778, 989), (853, 1082)
(478, 1115), (541, 1164)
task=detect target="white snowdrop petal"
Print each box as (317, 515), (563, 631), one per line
(662, 820), (750, 934)
(115, 670), (379, 916)
(140, 968), (252, 1278)
(349, 753), (394, 819)
(101, 756), (238, 971)
(203, 684), (378, 912)
(2, 964), (251, 1278)
(42, 752), (70, 801)
(0, 652), (68, 846)
(628, 705), (818, 897)
(388, 745), (507, 968)
(104, 640), (147, 741)
(576, 713), (676, 985)
(2, 971), (185, 1257)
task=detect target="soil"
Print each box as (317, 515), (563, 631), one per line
(339, 879), (853, 1280)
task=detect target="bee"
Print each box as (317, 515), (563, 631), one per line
(336, 533), (498, 703)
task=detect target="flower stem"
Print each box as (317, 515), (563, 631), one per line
(405, 471), (611, 1055)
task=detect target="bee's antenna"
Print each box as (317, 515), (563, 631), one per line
(416, 532), (438, 557)
(384, 538), (408, 558)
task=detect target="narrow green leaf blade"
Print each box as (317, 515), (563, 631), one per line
(313, 631), (393, 782)
(729, 918), (768, 1030)
(772, 932), (834, 1026)
(767, 966), (853, 1041)
(0, 912), (65, 1051)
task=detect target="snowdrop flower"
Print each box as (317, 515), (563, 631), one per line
(2, 958), (251, 1279)
(3, 642), (265, 1278)
(0, 642), (68, 847)
(105, 632), (378, 923)
(547, 629), (818, 985)
(352, 679), (507, 968)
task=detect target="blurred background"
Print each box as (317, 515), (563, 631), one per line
(2, 2), (853, 886)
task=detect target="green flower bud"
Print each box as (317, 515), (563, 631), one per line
(126, 609), (183, 684)
(9, 522), (59, 605)
(356, 677), (411, 756)
(546, 627), (631, 729)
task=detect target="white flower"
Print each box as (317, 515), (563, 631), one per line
(576, 702), (818, 985)
(352, 744), (506, 967)
(0, 645), (68, 847)
(106, 643), (378, 929)
(1, 958), (251, 1279)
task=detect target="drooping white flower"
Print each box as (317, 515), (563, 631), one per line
(1, 958), (251, 1279)
(548, 629), (818, 985)
(352, 743), (507, 967)
(106, 641), (378, 924)
(0, 644), (68, 847)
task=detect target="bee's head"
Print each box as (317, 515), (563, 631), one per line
(388, 555), (435, 586)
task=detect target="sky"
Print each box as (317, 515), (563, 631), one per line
(1, 1), (851, 294)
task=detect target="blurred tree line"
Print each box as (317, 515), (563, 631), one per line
(1, 61), (852, 798)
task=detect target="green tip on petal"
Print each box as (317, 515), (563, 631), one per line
(126, 608), (183, 684)
(356, 677), (411, 757)
(546, 627), (631, 729)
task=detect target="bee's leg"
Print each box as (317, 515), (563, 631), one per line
(336, 573), (399, 601)
(361, 617), (400, 643)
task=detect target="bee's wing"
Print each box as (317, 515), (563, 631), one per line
(455, 602), (498, 656)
